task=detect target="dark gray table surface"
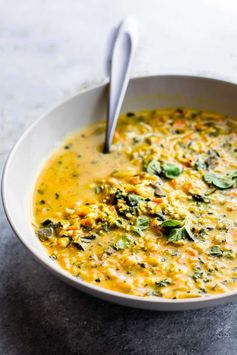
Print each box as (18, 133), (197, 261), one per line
(1, 1), (237, 354)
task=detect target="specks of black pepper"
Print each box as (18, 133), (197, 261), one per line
(77, 154), (82, 158)
(72, 173), (79, 178)
(37, 189), (44, 195)
(55, 193), (60, 200)
(126, 112), (135, 117)
(39, 200), (45, 205)
(64, 143), (72, 150)
(95, 278), (100, 283)
(90, 160), (98, 165)
(58, 160), (62, 165)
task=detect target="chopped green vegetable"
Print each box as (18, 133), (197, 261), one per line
(162, 163), (182, 179)
(37, 227), (53, 242)
(156, 279), (171, 287)
(127, 194), (144, 207)
(115, 235), (133, 250)
(192, 270), (203, 281)
(160, 219), (184, 228)
(161, 219), (195, 243)
(204, 172), (236, 190)
(133, 216), (150, 236)
(223, 250), (235, 260)
(209, 246), (223, 257)
(146, 160), (161, 175)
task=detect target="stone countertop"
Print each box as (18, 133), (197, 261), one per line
(1, 1), (237, 354)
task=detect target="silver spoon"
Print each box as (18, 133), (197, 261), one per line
(103, 17), (139, 153)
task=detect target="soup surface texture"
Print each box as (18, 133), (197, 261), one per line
(34, 108), (237, 299)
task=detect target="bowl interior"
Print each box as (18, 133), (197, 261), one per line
(3, 75), (237, 310)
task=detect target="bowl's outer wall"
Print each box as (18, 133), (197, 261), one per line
(3, 75), (237, 310)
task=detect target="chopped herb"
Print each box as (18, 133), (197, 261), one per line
(156, 279), (171, 287)
(192, 194), (210, 203)
(192, 270), (203, 281)
(223, 250), (235, 260)
(209, 246), (223, 257)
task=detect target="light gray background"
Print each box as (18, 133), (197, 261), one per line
(1, 1), (237, 354)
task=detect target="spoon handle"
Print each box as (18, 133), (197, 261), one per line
(103, 17), (138, 153)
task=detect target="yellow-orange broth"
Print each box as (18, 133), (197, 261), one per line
(34, 108), (237, 299)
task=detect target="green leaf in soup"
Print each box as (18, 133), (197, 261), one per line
(136, 216), (150, 230)
(146, 159), (161, 176)
(231, 170), (237, 179)
(184, 223), (195, 241)
(160, 219), (184, 228)
(209, 245), (223, 257)
(167, 228), (185, 243)
(212, 176), (235, 189)
(162, 163), (182, 179)
(204, 172), (235, 189)
(127, 194), (144, 207)
(115, 235), (133, 250)
(203, 173), (216, 185)
(133, 216), (150, 236)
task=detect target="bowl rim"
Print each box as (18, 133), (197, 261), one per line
(2, 73), (237, 306)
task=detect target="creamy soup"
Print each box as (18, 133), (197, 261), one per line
(34, 108), (237, 299)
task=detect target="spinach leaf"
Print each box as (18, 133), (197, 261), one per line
(168, 227), (186, 243)
(160, 219), (184, 228)
(136, 216), (150, 230)
(146, 159), (161, 175)
(127, 194), (144, 207)
(204, 173), (235, 189)
(161, 219), (195, 242)
(162, 163), (182, 179)
(133, 216), (150, 236)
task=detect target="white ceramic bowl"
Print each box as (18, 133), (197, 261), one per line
(2, 75), (237, 311)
